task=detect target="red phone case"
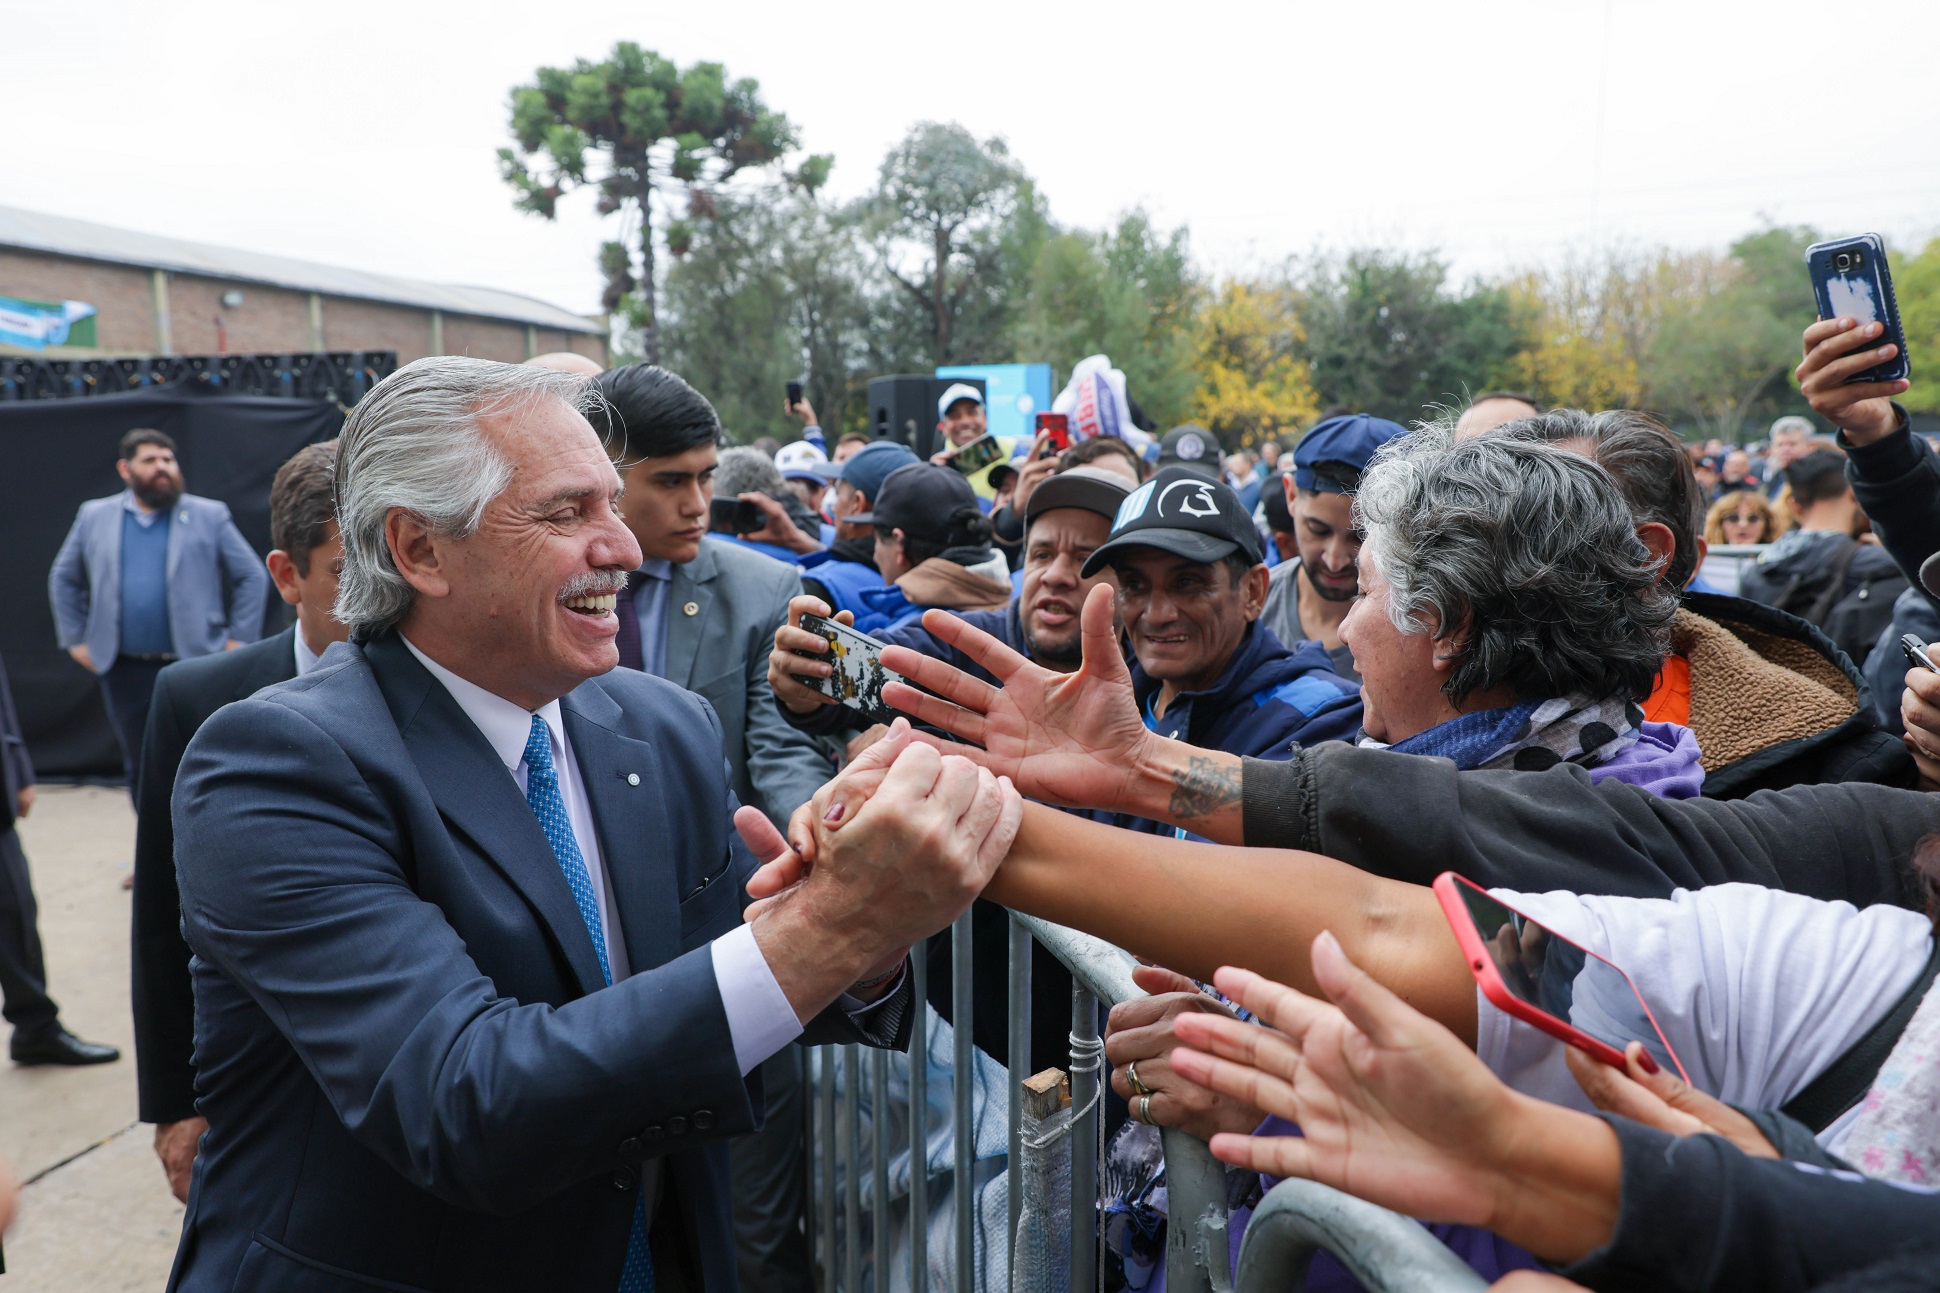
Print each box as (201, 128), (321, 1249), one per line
(1433, 872), (1688, 1079)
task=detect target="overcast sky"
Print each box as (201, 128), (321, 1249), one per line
(9, 0), (1939, 317)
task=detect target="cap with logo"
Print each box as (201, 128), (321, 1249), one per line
(774, 440), (832, 484)
(850, 462), (980, 540)
(834, 440), (921, 503)
(1156, 424), (1220, 479)
(1080, 466), (1264, 578)
(1024, 465), (1131, 527)
(937, 382), (985, 419)
(1292, 413), (1409, 494)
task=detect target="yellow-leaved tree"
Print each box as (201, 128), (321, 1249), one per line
(1189, 279), (1320, 448)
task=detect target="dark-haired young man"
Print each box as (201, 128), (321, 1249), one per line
(133, 438), (346, 1201)
(1259, 414), (1410, 683)
(591, 363), (835, 1293)
(49, 428), (269, 791)
(1738, 449), (1906, 663)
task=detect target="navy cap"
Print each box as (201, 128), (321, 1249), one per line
(853, 462), (979, 539)
(835, 440), (920, 503)
(1292, 414), (1409, 494)
(1156, 424), (1220, 479)
(1080, 467), (1264, 578)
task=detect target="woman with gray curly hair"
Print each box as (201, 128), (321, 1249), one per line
(1344, 426), (1701, 795)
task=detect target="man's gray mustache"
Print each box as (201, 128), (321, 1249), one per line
(557, 570), (629, 600)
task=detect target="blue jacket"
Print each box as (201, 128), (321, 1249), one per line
(797, 550), (887, 628)
(1114, 623), (1362, 835)
(49, 489), (269, 671)
(167, 633), (904, 1292)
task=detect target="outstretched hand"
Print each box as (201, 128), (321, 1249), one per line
(878, 583), (1155, 812)
(741, 718), (918, 904)
(1169, 934), (1620, 1264)
(1564, 1042), (1776, 1160)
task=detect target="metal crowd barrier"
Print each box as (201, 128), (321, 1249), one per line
(801, 910), (1234, 1292)
(1232, 1180), (1487, 1293)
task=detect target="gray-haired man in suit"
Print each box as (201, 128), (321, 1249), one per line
(48, 428), (270, 790)
(591, 363), (835, 1293)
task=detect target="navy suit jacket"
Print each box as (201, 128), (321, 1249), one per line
(168, 632), (899, 1292)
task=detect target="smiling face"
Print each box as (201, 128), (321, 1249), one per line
(1112, 547), (1266, 693)
(1019, 508), (1114, 668)
(939, 399), (987, 446)
(393, 396), (642, 709)
(1289, 481), (1361, 602)
(617, 442), (716, 565)
(1338, 549), (1455, 744)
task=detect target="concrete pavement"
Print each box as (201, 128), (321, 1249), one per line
(1, 785), (181, 1290)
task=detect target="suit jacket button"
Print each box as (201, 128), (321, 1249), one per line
(618, 1137), (642, 1160)
(611, 1166), (637, 1191)
(692, 1110), (715, 1131)
(643, 1124), (665, 1142)
(667, 1115), (688, 1136)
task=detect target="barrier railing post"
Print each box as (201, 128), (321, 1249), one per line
(952, 911), (976, 1290)
(909, 937), (929, 1289)
(1007, 912), (1032, 1287)
(818, 1047), (837, 1285)
(870, 1047), (891, 1290)
(1069, 981), (1100, 1293)
(843, 1044), (863, 1293)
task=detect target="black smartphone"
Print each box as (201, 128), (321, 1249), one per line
(709, 496), (765, 535)
(1806, 234), (1910, 385)
(785, 380), (804, 408)
(944, 433), (1007, 476)
(1903, 633), (1938, 674)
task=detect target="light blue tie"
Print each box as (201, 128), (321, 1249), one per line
(521, 715), (654, 1293)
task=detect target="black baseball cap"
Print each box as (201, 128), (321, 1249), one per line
(851, 462), (979, 540)
(1080, 466), (1265, 578)
(1024, 465), (1130, 527)
(1156, 425), (1221, 479)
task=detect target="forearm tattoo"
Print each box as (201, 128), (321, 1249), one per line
(1168, 755), (1242, 820)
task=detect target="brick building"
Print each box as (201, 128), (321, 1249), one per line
(0, 204), (605, 364)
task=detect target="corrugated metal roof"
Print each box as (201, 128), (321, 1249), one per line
(0, 204), (603, 334)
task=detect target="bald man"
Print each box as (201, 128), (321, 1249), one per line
(1454, 391), (1542, 439)
(522, 352), (604, 376)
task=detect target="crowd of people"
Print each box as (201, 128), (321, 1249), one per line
(1, 302), (1936, 1293)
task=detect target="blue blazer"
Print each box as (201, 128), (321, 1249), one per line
(48, 490), (269, 671)
(168, 632), (899, 1292)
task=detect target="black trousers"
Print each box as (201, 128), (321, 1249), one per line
(0, 827), (57, 1039)
(729, 1050), (814, 1293)
(99, 657), (166, 798)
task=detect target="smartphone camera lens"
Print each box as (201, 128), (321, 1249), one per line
(1835, 253), (1852, 270)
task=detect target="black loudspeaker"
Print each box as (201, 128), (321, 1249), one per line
(866, 375), (986, 461)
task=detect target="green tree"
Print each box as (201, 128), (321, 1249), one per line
(1893, 237), (1940, 417)
(1015, 210), (1204, 427)
(1643, 225), (1818, 442)
(1293, 249), (1531, 424)
(867, 122), (1046, 367)
(498, 43), (817, 364)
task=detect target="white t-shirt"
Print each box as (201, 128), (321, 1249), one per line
(1475, 884), (1934, 1154)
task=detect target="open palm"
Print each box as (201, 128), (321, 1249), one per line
(1172, 937), (1533, 1230)
(879, 583), (1155, 812)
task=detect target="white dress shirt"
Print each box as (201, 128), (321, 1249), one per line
(293, 628), (326, 677)
(400, 636), (803, 1074)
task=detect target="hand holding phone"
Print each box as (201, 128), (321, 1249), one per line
(1434, 873), (1688, 1079)
(796, 614), (903, 723)
(1035, 413), (1071, 458)
(1903, 633), (1938, 674)
(709, 496), (766, 535)
(943, 433), (1008, 476)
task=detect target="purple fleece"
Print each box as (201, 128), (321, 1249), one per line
(1585, 720), (1704, 799)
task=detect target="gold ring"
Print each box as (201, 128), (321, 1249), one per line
(1139, 1093), (1154, 1125)
(1126, 1060), (1150, 1098)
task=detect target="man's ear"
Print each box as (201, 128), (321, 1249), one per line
(1636, 521), (1677, 579)
(1240, 562), (1271, 620)
(385, 508), (452, 601)
(266, 550), (302, 608)
(115, 459), (133, 485)
(1685, 535), (1709, 588)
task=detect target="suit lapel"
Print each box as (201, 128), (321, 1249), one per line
(233, 628), (300, 700)
(663, 544), (716, 689)
(560, 686), (680, 977)
(367, 635), (610, 997)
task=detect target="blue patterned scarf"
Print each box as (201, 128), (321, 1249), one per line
(1365, 694), (1642, 772)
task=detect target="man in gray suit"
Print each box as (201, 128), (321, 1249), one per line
(591, 363), (835, 1293)
(48, 429), (270, 789)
